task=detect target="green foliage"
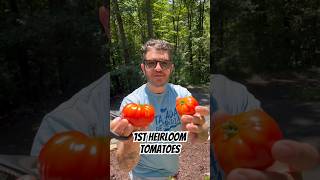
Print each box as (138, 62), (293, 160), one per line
(110, 0), (210, 96)
(213, 0), (320, 77)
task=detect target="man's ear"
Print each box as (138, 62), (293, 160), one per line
(171, 64), (175, 73)
(141, 63), (146, 75)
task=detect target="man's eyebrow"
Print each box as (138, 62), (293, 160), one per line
(146, 59), (170, 61)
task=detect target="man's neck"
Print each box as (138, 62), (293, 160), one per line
(147, 83), (166, 94)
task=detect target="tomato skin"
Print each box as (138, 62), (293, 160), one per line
(122, 103), (155, 127)
(176, 96), (199, 116)
(212, 109), (283, 174)
(39, 131), (109, 180)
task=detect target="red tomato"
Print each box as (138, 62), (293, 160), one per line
(122, 103), (155, 127)
(212, 109), (283, 174)
(39, 131), (109, 180)
(176, 96), (199, 116)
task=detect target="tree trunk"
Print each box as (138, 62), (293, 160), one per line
(211, 0), (224, 74)
(112, 0), (130, 64)
(111, 13), (120, 66)
(186, 2), (193, 78)
(172, 0), (177, 50)
(197, 0), (205, 82)
(198, 0), (204, 37)
(136, 0), (147, 43)
(145, 0), (154, 39)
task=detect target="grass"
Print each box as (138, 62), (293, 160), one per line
(204, 175), (210, 180)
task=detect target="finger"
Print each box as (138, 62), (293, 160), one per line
(122, 123), (134, 137)
(181, 123), (187, 131)
(186, 123), (200, 133)
(227, 168), (294, 180)
(181, 115), (193, 125)
(181, 114), (205, 126)
(272, 140), (320, 171)
(192, 114), (205, 126)
(110, 117), (122, 130)
(195, 106), (209, 116)
(113, 118), (130, 136)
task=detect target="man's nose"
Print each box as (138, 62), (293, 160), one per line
(154, 62), (163, 71)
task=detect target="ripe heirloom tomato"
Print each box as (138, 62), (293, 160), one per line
(122, 103), (155, 127)
(39, 131), (109, 180)
(176, 96), (199, 116)
(212, 109), (283, 174)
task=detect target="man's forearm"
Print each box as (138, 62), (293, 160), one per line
(116, 138), (140, 172)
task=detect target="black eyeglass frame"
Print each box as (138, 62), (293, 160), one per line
(143, 59), (173, 69)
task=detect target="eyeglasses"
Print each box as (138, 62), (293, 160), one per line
(143, 60), (172, 70)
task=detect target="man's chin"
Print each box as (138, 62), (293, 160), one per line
(148, 80), (168, 87)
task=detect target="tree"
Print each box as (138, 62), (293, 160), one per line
(146, 0), (154, 39)
(112, 0), (130, 64)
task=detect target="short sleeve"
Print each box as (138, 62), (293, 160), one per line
(211, 74), (261, 115)
(30, 114), (85, 156)
(30, 74), (109, 156)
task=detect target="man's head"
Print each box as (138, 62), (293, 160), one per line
(141, 39), (174, 90)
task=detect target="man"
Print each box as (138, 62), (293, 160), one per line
(110, 39), (209, 179)
(210, 74), (319, 180)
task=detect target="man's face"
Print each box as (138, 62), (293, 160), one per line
(141, 48), (174, 87)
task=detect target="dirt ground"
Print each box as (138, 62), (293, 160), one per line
(110, 140), (210, 180)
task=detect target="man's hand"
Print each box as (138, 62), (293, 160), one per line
(181, 106), (209, 143)
(111, 117), (136, 137)
(227, 139), (319, 180)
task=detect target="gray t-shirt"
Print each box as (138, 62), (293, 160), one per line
(30, 73), (110, 156)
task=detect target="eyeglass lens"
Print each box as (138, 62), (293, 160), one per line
(144, 60), (171, 69)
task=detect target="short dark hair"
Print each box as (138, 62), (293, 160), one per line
(141, 39), (173, 61)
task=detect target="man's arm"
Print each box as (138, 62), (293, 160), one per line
(116, 138), (140, 172)
(111, 117), (141, 172)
